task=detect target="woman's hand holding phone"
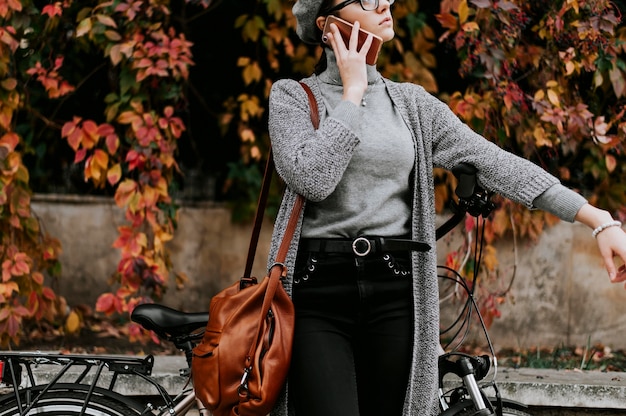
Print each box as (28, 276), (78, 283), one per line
(323, 18), (374, 106)
(322, 16), (382, 65)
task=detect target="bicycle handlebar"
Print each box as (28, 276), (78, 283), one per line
(436, 163), (495, 241)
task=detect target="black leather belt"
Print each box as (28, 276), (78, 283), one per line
(299, 237), (430, 257)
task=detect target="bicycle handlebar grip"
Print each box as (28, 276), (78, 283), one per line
(451, 163), (478, 199)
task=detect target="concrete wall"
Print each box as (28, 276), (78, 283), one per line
(31, 194), (626, 350)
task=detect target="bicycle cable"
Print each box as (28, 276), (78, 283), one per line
(439, 213), (499, 380)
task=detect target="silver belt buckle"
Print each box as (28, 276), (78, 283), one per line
(351, 237), (372, 257)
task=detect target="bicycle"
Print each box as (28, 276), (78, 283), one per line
(434, 164), (532, 416)
(0, 164), (533, 416)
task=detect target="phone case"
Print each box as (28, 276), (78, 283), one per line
(322, 15), (383, 66)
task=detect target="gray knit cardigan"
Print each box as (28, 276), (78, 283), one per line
(267, 75), (565, 416)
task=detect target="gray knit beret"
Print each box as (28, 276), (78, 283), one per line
(293, 0), (325, 44)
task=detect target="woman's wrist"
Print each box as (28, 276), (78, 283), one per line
(574, 203), (615, 232)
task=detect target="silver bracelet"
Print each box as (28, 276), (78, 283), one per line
(592, 220), (622, 238)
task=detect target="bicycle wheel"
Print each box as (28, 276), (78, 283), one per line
(0, 387), (142, 416)
(457, 407), (533, 416)
(441, 398), (534, 416)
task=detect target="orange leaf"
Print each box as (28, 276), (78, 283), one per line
(107, 163), (122, 185)
(141, 186), (159, 208)
(114, 179), (138, 207)
(606, 154), (617, 173)
(436, 13), (458, 31)
(93, 149), (109, 169)
(81, 120), (100, 149)
(118, 111), (140, 125)
(31, 272), (44, 285)
(0, 132), (19, 152)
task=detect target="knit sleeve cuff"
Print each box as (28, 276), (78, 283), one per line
(327, 100), (363, 133)
(532, 184), (588, 223)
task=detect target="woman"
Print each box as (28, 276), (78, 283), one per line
(266, 0), (626, 415)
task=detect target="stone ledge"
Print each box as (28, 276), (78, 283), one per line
(10, 355), (626, 412)
(496, 367), (626, 410)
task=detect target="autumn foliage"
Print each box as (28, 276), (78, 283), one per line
(0, 0), (202, 346)
(0, 0), (624, 345)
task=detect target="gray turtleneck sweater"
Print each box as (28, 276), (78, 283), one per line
(267, 49), (587, 416)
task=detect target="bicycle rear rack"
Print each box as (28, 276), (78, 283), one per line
(0, 352), (153, 388)
(0, 351), (180, 414)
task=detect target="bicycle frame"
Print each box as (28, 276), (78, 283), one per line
(0, 163), (531, 416)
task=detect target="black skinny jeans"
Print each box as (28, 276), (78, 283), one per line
(289, 249), (414, 416)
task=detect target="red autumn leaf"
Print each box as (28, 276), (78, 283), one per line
(96, 293), (123, 315)
(0, 132), (19, 152)
(62, 117), (82, 151)
(74, 148), (86, 163)
(27, 291), (39, 314)
(42, 286), (56, 300)
(4, 312), (22, 337)
(113, 226), (134, 249)
(42, 3), (63, 17)
(125, 149), (146, 171)
(105, 133), (120, 154)
(30, 272), (44, 285)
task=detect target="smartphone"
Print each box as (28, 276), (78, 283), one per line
(322, 15), (383, 66)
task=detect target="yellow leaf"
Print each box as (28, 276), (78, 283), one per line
(242, 61), (262, 86)
(65, 310), (81, 334)
(547, 89), (560, 107)
(594, 71), (604, 88)
(567, 0), (579, 14)
(462, 22), (480, 32)
(104, 30), (122, 41)
(0, 78), (17, 91)
(609, 67), (625, 98)
(606, 154), (617, 173)
(458, 0), (469, 24)
(109, 44), (122, 66)
(482, 244), (498, 271)
(240, 128), (255, 143)
(533, 125), (552, 147)
(76, 18), (92, 38)
(95, 14), (117, 28)
(533, 89), (545, 101)
(107, 163), (122, 186)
